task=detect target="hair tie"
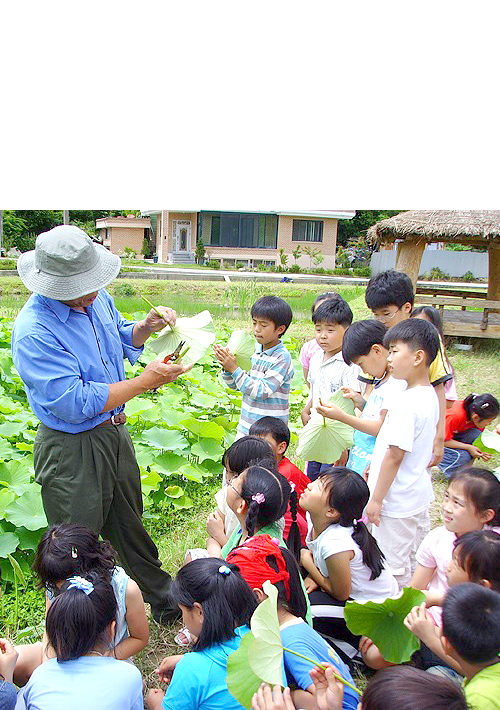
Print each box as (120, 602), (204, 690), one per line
(480, 402), (490, 409)
(71, 546), (78, 559)
(67, 575), (94, 595)
(218, 565), (231, 576)
(353, 515), (368, 526)
(271, 538), (281, 546)
(289, 482), (296, 493)
(252, 493), (266, 504)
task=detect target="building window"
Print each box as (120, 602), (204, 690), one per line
(292, 220), (323, 242)
(200, 212), (278, 248)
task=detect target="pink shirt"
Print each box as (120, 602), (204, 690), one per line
(299, 339), (322, 369)
(416, 525), (500, 625)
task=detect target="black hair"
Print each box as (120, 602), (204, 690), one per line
(285, 488), (301, 563)
(448, 467), (500, 526)
(453, 530), (500, 592)
(248, 416), (291, 448)
(312, 298), (353, 328)
(462, 393), (499, 422)
(33, 524), (116, 594)
(45, 571), (117, 661)
(410, 306), (454, 372)
(319, 467), (385, 580)
(240, 465), (290, 537)
(266, 546), (308, 621)
(365, 269), (415, 311)
(251, 295), (293, 332)
(442, 583), (500, 663)
(311, 291), (341, 315)
(383, 318), (439, 366)
(171, 557), (258, 651)
(341, 319), (388, 366)
(361, 665), (467, 710)
(223, 436), (276, 476)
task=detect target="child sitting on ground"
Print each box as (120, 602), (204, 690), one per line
(147, 558), (258, 710)
(299, 292), (342, 384)
(362, 467), (500, 672)
(365, 318), (440, 588)
(186, 436), (277, 561)
(227, 534), (359, 710)
(221, 463), (291, 558)
(214, 295), (294, 437)
(301, 298), (361, 480)
(14, 523), (148, 686)
(17, 573), (144, 710)
(249, 416), (310, 547)
(316, 319), (406, 479)
(365, 269), (453, 465)
(299, 467), (397, 652)
(441, 584), (500, 710)
(439, 393), (499, 477)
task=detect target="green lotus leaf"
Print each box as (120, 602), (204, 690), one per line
(141, 426), (189, 451)
(0, 532), (20, 558)
(180, 418), (226, 442)
(178, 463), (205, 482)
(16, 526), (44, 551)
(0, 488), (17, 516)
(0, 421), (27, 439)
(148, 310), (216, 365)
(0, 439), (16, 460)
(124, 398), (156, 416)
(140, 467), (162, 496)
(344, 586), (426, 663)
(191, 438), (224, 462)
(226, 330), (255, 371)
(4, 487), (48, 531)
(248, 581), (284, 685)
(227, 631), (264, 709)
(474, 429), (500, 454)
(297, 389), (355, 464)
(170, 493), (193, 509)
(188, 390), (219, 409)
(153, 451), (189, 475)
(0, 460), (32, 495)
(164, 485), (184, 499)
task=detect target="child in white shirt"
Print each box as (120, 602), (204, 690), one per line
(366, 319), (440, 589)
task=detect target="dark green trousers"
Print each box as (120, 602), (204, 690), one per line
(34, 422), (173, 610)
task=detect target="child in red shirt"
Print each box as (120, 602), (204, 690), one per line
(249, 416), (310, 550)
(440, 393), (499, 477)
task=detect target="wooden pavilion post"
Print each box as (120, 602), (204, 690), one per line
(395, 236), (426, 288)
(487, 242), (500, 312)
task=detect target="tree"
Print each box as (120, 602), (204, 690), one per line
(303, 245), (321, 269)
(292, 245), (302, 265)
(195, 237), (206, 264)
(278, 248), (289, 267)
(337, 210), (402, 247)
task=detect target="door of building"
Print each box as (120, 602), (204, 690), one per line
(173, 220), (191, 252)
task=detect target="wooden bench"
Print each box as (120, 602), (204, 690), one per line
(416, 286), (487, 300)
(414, 294), (500, 339)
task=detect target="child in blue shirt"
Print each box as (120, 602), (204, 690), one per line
(147, 557), (258, 710)
(317, 320), (406, 478)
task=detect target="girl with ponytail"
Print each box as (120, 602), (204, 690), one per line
(220, 464), (290, 559)
(17, 573), (143, 709)
(299, 467), (398, 647)
(147, 557), (257, 710)
(440, 393), (499, 477)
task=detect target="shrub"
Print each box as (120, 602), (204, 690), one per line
(312, 267), (326, 274)
(353, 266), (371, 277)
(279, 248), (289, 267)
(429, 266), (449, 280)
(114, 282), (136, 296)
(0, 259), (18, 270)
(335, 246), (350, 269)
(257, 263), (268, 271)
(462, 270), (476, 282)
(207, 259), (220, 269)
(288, 264), (301, 273)
(123, 247), (137, 259)
(235, 261), (246, 269)
(195, 237), (206, 265)
(333, 267), (352, 275)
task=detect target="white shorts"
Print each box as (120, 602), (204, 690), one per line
(372, 509), (430, 589)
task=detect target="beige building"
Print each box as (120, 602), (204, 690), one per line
(96, 215), (152, 258)
(140, 211), (355, 268)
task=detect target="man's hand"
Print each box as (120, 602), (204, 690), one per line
(366, 498), (382, 526)
(139, 360), (192, 391)
(213, 344), (238, 373)
(143, 306), (177, 333)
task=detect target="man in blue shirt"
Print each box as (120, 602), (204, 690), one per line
(11, 225), (191, 622)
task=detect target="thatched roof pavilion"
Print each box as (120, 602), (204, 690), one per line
(368, 210), (500, 300)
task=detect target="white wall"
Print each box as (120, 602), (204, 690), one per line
(371, 249), (488, 278)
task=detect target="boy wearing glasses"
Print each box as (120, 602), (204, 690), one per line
(365, 270), (452, 465)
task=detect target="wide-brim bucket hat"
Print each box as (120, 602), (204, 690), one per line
(17, 225), (121, 301)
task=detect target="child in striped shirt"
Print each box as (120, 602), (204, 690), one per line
(214, 295), (294, 437)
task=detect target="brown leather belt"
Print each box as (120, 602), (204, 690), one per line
(96, 412), (127, 427)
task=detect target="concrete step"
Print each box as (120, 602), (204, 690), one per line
(171, 252), (196, 264)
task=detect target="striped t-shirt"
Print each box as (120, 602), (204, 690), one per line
(221, 341), (294, 437)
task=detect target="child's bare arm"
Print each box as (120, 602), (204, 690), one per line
(317, 401), (387, 437)
(206, 510), (227, 546)
(404, 603), (463, 673)
(430, 384), (446, 467)
(300, 549), (333, 594)
(325, 553), (352, 602)
(301, 400), (312, 425)
(207, 537), (223, 557)
(110, 579), (149, 660)
(366, 445), (405, 525)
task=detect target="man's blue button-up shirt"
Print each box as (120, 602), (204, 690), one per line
(11, 290), (144, 433)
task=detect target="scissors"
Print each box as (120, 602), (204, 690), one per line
(163, 340), (186, 364)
